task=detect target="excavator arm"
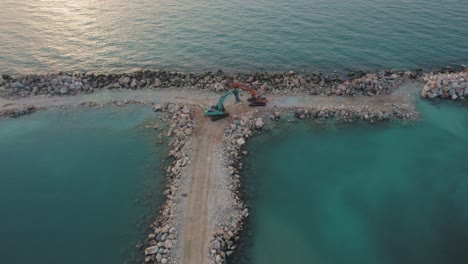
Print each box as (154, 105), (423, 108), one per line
(217, 88), (240, 111)
(230, 82), (258, 98)
(204, 88), (241, 121)
(229, 82), (268, 106)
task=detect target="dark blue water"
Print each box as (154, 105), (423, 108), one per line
(238, 101), (468, 264)
(0, 106), (168, 264)
(1, 0), (467, 74)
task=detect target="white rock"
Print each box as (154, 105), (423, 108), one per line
(215, 254), (222, 263)
(161, 258), (168, 264)
(255, 118), (264, 129)
(236, 138), (245, 146)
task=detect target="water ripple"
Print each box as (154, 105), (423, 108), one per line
(0, 0), (467, 74)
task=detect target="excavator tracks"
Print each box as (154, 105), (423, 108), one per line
(210, 113), (229, 121)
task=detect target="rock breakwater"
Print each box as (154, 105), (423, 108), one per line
(0, 105), (37, 118)
(143, 103), (195, 264)
(291, 104), (419, 122)
(0, 69), (419, 98)
(420, 70), (468, 100)
(208, 112), (261, 264)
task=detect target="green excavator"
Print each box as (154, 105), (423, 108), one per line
(204, 88), (241, 121)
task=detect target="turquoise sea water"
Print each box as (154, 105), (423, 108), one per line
(0, 0), (467, 74)
(237, 101), (468, 264)
(0, 106), (167, 264)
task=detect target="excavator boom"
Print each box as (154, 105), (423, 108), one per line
(230, 82), (268, 106)
(204, 88), (241, 121)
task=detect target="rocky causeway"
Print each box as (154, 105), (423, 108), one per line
(0, 69), (466, 264)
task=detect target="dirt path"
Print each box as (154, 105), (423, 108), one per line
(181, 111), (229, 264)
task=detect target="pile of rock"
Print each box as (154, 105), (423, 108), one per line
(420, 70), (468, 100)
(144, 103), (195, 264)
(0, 69), (418, 98)
(331, 71), (412, 96)
(208, 113), (263, 264)
(0, 105), (37, 118)
(292, 104), (419, 122)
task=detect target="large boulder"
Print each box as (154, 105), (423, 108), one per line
(164, 239), (173, 249)
(145, 246), (159, 255)
(255, 118), (264, 129)
(236, 138), (246, 146)
(156, 253), (162, 262)
(154, 78), (162, 87)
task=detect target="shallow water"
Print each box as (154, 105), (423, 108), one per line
(237, 101), (468, 264)
(1, 0), (467, 74)
(0, 106), (167, 264)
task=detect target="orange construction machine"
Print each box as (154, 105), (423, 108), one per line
(230, 82), (268, 106)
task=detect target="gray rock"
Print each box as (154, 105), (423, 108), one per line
(215, 254), (222, 263)
(130, 79), (138, 88)
(156, 232), (163, 241)
(156, 253), (162, 262)
(452, 94), (458, 100)
(154, 78), (162, 87)
(184, 128), (193, 136)
(164, 239), (173, 249)
(145, 246), (159, 255)
(161, 258), (168, 264)
(212, 240), (221, 249)
(60, 87), (68, 94)
(13, 82), (24, 89)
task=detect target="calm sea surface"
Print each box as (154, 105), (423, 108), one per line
(236, 100), (468, 264)
(0, 0), (467, 74)
(0, 106), (167, 264)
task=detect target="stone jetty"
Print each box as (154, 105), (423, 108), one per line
(420, 70), (468, 100)
(2, 67), (464, 264)
(0, 69), (419, 99)
(143, 103), (195, 264)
